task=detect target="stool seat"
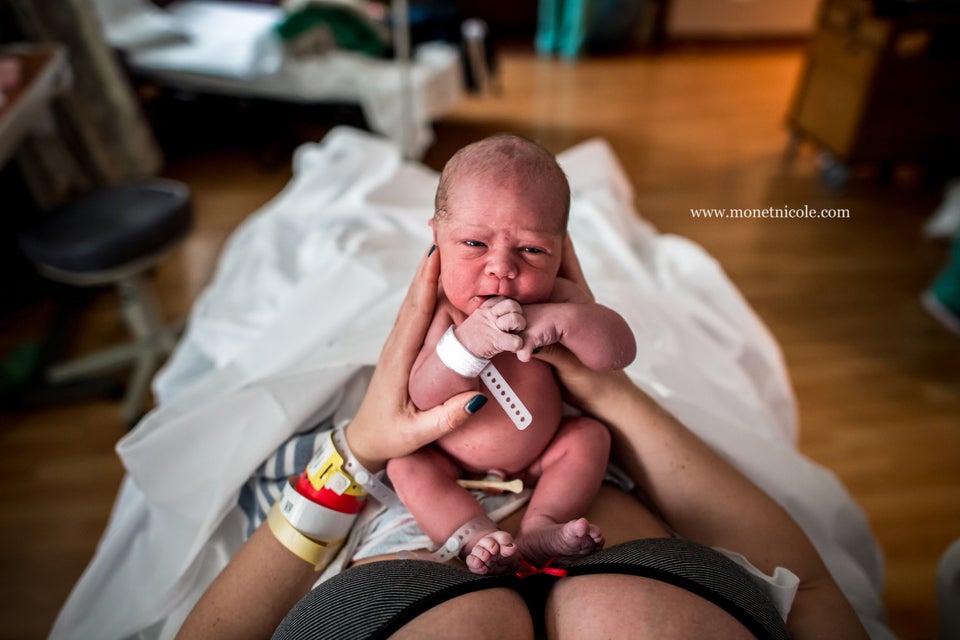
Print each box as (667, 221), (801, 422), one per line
(18, 178), (192, 275)
(15, 177), (194, 426)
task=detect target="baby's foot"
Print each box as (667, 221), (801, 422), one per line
(517, 517), (604, 567)
(465, 530), (519, 575)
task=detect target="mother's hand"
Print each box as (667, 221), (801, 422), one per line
(534, 342), (634, 421)
(559, 234), (594, 301)
(175, 247), (486, 640)
(345, 247), (486, 471)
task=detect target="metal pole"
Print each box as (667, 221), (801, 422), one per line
(390, 0), (414, 159)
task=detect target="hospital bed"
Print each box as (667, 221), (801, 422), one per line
(50, 127), (897, 639)
(93, 0), (465, 158)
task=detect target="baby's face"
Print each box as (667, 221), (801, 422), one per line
(434, 173), (565, 315)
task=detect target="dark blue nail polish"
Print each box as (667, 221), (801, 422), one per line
(465, 394), (487, 415)
(428, 244), (437, 257)
(532, 347), (542, 354)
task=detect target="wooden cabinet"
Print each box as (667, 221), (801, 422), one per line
(666, 0), (819, 39)
(788, 0), (960, 173)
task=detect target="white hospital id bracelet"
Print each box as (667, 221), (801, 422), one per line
(332, 426), (402, 509)
(279, 479), (358, 541)
(480, 363), (532, 430)
(403, 516), (497, 563)
(436, 325), (490, 378)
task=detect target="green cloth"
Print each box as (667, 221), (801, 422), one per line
(537, 0), (592, 59)
(275, 4), (388, 57)
(932, 234), (960, 312)
(0, 343), (40, 398)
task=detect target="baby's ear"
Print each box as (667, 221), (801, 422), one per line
(429, 217), (438, 242)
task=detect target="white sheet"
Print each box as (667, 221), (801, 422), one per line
(94, 0), (463, 158)
(51, 127), (895, 639)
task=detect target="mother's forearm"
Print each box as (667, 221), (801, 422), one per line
(602, 383), (822, 571)
(594, 383), (868, 637)
(176, 525), (319, 640)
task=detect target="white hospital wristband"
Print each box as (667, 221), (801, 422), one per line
(436, 325), (489, 378)
(331, 426), (401, 509)
(278, 479), (357, 541)
(480, 363), (532, 430)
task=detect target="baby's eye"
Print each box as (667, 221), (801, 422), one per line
(464, 240), (486, 248)
(521, 247), (545, 254)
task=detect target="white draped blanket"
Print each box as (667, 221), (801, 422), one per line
(51, 127), (895, 639)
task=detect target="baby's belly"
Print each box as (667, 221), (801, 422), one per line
(437, 356), (562, 474)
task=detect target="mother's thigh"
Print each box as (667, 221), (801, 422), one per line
(391, 588), (533, 640)
(545, 485), (754, 638)
(545, 574), (754, 640)
(386, 484), (670, 640)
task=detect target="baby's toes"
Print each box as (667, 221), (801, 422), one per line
(587, 522), (605, 547)
(465, 531), (517, 575)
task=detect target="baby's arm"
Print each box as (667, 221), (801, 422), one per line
(409, 297), (526, 410)
(518, 278), (636, 371)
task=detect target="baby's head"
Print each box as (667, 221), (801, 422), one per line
(434, 134), (570, 228)
(431, 135), (571, 313)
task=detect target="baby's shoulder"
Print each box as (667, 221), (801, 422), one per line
(435, 294), (467, 324)
(550, 277), (592, 304)
(425, 297), (464, 337)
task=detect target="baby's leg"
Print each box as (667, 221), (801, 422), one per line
(387, 447), (519, 575)
(517, 416), (611, 567)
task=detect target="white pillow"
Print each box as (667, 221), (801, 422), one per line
(91, 0), (191, 50)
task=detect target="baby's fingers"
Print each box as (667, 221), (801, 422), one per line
(494, 332), (524, 354)
(488, 297), (522, 316)
(481, 296), (525, 333)
(515, 333), (543, 363)
(495, 311), (525, 333)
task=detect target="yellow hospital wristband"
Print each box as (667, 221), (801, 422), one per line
(266, 501), (344, 570)
(305, 430), (368, 498)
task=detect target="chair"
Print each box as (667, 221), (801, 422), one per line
(940, 537), (960, 640)
(17, 177), (193, 425)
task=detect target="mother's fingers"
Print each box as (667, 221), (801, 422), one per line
(347, 246), (444, 470)
(377, 246), (441, 378)
(348, 246), (492, 469)
(559, 234), (594, 301)
(533, 343), (624, 416)
(415, 390), (487, 441)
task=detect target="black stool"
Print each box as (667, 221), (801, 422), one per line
(17, 178), (193, 425)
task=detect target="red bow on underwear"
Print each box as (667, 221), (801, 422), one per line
(515, 556), (568, 579)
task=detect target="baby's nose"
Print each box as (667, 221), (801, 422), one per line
(485, 254), (517, 280)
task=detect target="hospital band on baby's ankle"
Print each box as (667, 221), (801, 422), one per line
(268, 427), (395, 571)
(400, 515), (499, 563)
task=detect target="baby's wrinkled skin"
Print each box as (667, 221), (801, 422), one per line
(388, 136), (635, 574)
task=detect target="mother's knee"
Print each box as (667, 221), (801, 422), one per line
(545, 574), (754, 640)
(391, 587), (534, 640)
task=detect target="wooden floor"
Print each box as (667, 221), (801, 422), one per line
(2, 44), (958, 639)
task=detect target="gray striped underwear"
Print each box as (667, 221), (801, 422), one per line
(272, 537), (789, 640)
